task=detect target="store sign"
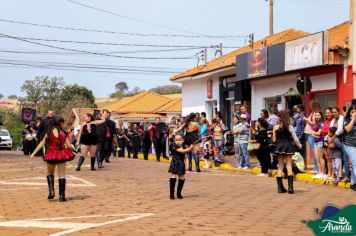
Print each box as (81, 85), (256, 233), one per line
(247, 48), (268, 78)
(285, 32), (323, 71)
(222, 77), (238, 88)
(207, 79), (213, 99)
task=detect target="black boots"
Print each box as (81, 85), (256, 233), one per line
(76, 156), (85, 171)
(188, 157), (192, 171)
(91, 157), (96, 171)
(177, 179), (185, 199)
(276, 177), (287, 193)
(47, 175), (55, 199)
(169, 178), (176, 200)
(59, 178), (67, 202)
(287, 176), (294, 194)
(195, 156), (201, 172)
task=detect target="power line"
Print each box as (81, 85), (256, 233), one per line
(0, 18), (247, 39)
(0, 48), (203, 55)
(64, 0), (227, 38)
(0, 34), (241, 49)
(0, 33), (200, 60)
(287, 0), (348, 9)
(0, 62), (175, 77)
(0, 58), (181, 73)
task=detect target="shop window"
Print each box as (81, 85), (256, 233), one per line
(265, 96), (282, 112)
(314, 93), (337, 111)
(205, 100), (217, 124)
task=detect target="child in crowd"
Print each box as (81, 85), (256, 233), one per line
(326, 127), (343, 184)
(202, 136), (213, 168)
(168, 134), (193, 200)
(130, 124), (141, 159)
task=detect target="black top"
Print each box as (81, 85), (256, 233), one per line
(344, 118), (356, 147)
(36, 117), (53, 140)
(96, 120), (116, 142)
(275, 127), (293, 143)
(80, 124), (98, 145)
(255, 129), (269, 149)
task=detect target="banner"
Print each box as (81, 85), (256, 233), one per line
(247, 48), (268, 78)
(285, 32), (323, 71)
(21, 108), (36, 124)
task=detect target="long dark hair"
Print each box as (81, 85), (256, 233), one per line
(46, 116), (66, 150)
(278, 110), (290, 129)
(345, 104), (356, 120)
(185, 112), (196, 127)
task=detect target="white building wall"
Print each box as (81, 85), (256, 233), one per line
(251, 72), (337, 120)
(181, 77), (220, 116)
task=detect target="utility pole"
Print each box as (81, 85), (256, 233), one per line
(204, 48), (208, 64)
(267, 0), (274, 35)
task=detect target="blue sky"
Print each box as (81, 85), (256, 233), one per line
(0, 0), (350, 98)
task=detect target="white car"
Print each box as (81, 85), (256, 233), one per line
(0, 129), (12, 150)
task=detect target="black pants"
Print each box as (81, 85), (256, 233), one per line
(161, 138), (167, 157)
(283, 163), (302, 176)
(97, 140), (112, 163)
(23, 140), (30, 155)
(142, 138), (151, 160)
(118, 140), (125, 157)
(153, 140), (162, 161)
(256, 148), (271, 174)
(125, 141), (132, 157)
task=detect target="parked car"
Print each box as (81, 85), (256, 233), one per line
(0, 129), (13, 150)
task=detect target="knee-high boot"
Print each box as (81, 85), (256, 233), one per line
(194, 155), (201, 172)
(288, 176), (294, 194)
(91, 157), (96, 171)
(276, 177), (287, 193)
(169, 178), (176, 200)
(188, 154), (192, 171)
(76, 156), (85, 171)
(47, 175), (55, 199)
(59, 178), (67, 202)
(177, 179), (185, 199)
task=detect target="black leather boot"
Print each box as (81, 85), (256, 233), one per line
(169, 178), (176, 200)
(288, 176), (294, 194)
(188, 156), (192, 171)
(91, 157), (96, 171)
(47, 175), (55, 199)
(76, 156), (85, 171)
(195, 156), (201, 172)
(58, 178), (67, 202)
(277, 177), (287, 193)
(177, 179), (185, 199)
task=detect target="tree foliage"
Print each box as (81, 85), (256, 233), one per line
(19, 76), (96, 117)
(150, 85), (182, 94)
(8, 95), (18, 99)
(0, 93), (4, 98)
(115, 82), (129, 93)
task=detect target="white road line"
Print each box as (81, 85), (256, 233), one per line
(0, 168), (41, 173)
(0, 213), (154, 236)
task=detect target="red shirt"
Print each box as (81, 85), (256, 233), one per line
(321, 118), (332, 136)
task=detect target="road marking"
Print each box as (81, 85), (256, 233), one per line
(0, 168), (41, 173)
(0, 175), (96, 187)
(0, 187), (42, 191)
(0, 213), (154, 236)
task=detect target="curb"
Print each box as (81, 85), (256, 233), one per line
(117, 154), (352, 190)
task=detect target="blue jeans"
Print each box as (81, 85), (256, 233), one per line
(343, 144), (356, 185)
(342, 144), (350, 178)
(306, 134), (318, 171)
(239, 143), (249, 167)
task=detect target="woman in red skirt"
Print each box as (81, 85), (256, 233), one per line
(30, 116), (75, 202)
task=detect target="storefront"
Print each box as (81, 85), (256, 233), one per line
(236, 32), (354, 120)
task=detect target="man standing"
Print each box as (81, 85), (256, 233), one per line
(150, 118), (162, 162)
(157, 120), (169, 160)
(240, 106), (251, 123)
(96, 110), (116, 168)
(140, 118), (152, 160)
(36, 110), (55, 141)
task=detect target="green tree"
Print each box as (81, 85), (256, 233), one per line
(115, 82), (129, 93)
(8, 95), (18, 99)
(0, 93), (4, 98)
(110, 90), (125, 99)
(150, 85), (182, 94)
(61, 84), (96, 105)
